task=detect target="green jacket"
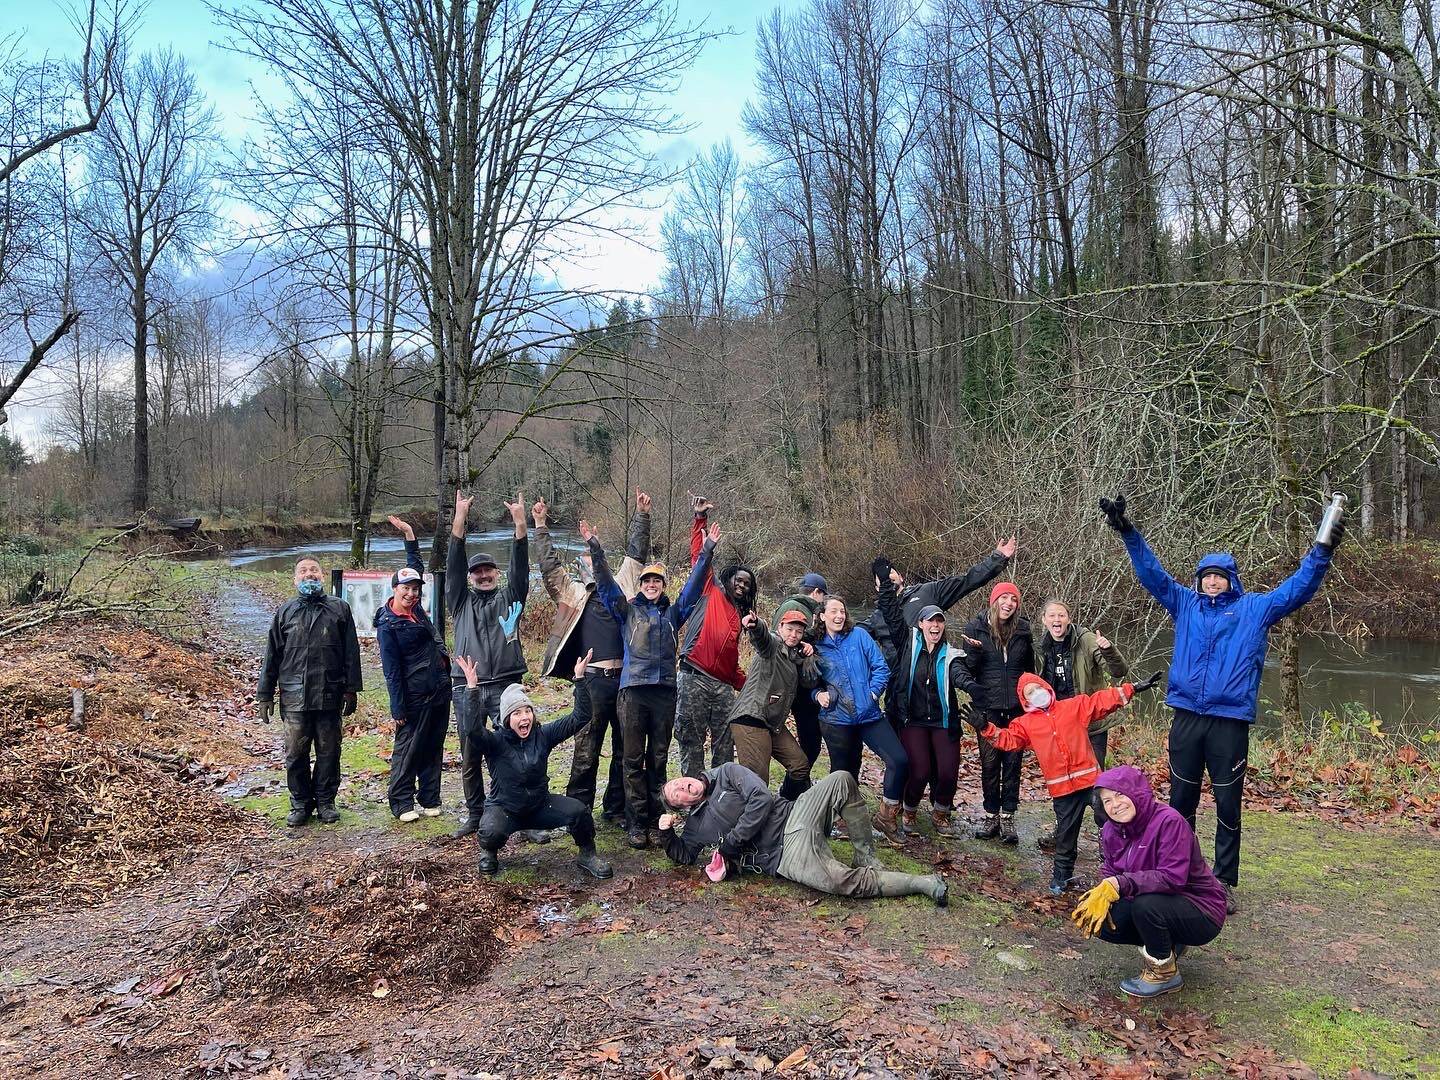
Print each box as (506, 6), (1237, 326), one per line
(729, 620), (820, 729)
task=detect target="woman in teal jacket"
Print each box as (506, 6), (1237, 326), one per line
(812, 595), (906, 841)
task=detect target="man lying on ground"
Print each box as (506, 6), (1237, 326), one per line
(657, 763), (949, 904)
(456, 651), (613, 880)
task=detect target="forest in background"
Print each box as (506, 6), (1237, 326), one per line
(4, 0), (1440, 724)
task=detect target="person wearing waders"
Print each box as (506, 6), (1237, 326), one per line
(657, 764), (949, 905)
(771, 572), (828, 793)
(448, 488), (533, 840)
(1101, 493), (1344, 913)
(257, 555), (363, 826)
(376, 519), (450, 822)
(534, 490), (652, 827)
(675, 494), (757, 777)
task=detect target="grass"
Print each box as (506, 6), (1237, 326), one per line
(1281, 995), (1440, 1078)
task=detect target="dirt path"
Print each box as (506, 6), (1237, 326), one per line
(2, 574), (1438, 1078)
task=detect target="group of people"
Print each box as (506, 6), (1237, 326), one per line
(256, 488), (1344, 998)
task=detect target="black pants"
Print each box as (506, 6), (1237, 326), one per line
(792, 686), (823, 764)
(1099, 893), (1223, 959)
(1168, 709), (1248, 886)
(820, 718), (908, 802)
(1050, 787), (1092, 877)
(453, 681), (512, 819)
(1090, 729), (1109, 769)
(618, 684), (676, 829)
(977, 711), (1022, 814)
(282, 707), (342, 811)
(389, 692), (449, 816)
(565, 673), (626, 818)
(476, 795), (595, 853)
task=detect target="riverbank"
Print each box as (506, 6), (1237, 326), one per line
(2, 564), (1439, 1077)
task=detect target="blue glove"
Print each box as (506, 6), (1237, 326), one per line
(498, 601), (522, 640)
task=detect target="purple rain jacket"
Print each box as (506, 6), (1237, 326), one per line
(1096, 765), (1228, 930)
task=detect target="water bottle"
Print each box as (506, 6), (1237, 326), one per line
(1315, 492), (1347, 547)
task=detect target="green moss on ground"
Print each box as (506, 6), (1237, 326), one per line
(1281, 994), (1440, 1078)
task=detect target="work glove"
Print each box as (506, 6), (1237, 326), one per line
(871, 556), (893, 587)
(1098, 494), (1133, 534)
(1130, 672), (1163, 695)
(257, 700), (273, 724)
(1318, 518), (1347, 554)
(957, 702), (984, 732)
(1070, 878), (1120, 937)
(342, 692), (358, 717)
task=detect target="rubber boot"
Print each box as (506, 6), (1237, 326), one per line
(454, 816), (479, 838)
(477, 848), (499, 875)
(516, 829), (553, 845)
(316, 803), (340, 825)
(998, 812), (1019, 846)
(974, 813), (1000, 840)
(575, 847), (614, 879)
(1120, 948), (1183, 998)
(873, 800), (903, 844)
(877, 872), (948, 906)
(286, 807), (312, 827)
(841, 800), (885, 870)
(626, 824), (649, 849)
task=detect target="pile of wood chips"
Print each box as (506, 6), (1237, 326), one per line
(196, 849), (522, 997)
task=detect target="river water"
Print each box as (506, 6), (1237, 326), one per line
(227, 532), (1438, 732)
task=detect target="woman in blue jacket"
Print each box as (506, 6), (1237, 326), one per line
(1102, 494), (1343, 913)
(376, 524), (451, 822)
(813, 595), (906, 842)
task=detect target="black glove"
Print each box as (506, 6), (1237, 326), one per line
(1318, 518), (1346, 554)
(1131, 672), (1163, 694)
(957, 702), (984, 732)
(342, 691), (358, 717)
(872, 556), (893, 586)
(1099, 494), (1133, 533)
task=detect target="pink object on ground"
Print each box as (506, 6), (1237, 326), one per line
(705, 849), (728, 882)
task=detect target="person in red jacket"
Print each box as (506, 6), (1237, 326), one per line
(973, 671), (1159, 894)
(674, 494), (757, 776)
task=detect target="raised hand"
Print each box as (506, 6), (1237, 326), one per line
(1131, 671), (1163, 694)
(636, 489), (652, 514)
(504, 490), (526, 530)
(706, 521), (721, 545)
(996, 535), (1018, 559)
(531, 496), (548, 528)
(1319, 518), (1347, 553)
(1094, 632), (1112, 650)
(799, 642), (814, 657)
(871, 556), (893, 588)
(454, 654), (479, 688)
(498, 601), (522, 639)
(387, 515), (416, 542)
(689, 490), (714, 515)
(1099, 494), (1132, 533)
(573, 648), (594, 681)
(741, 612), (757, 630)
(455, 489), (474, 518)
(578, 518), (595, 544)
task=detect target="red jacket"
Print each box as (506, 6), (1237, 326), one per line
(677, 514), (745, 689)
(980, 673), (1132, 797)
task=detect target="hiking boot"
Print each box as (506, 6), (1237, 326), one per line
(516, 829), (553, 844)
(626, 825), (649, 849)
(1120, 949), (1183, 998)
(316, 804), (340, 825)
(901, 807), (918, 832)
(1036, 827), (1057, 854)
(601, 811), (625, 828)
(397, 809), (421, 823)
(575, 848), (614, 879)
(974, 813), (1000, 840)
(454, 816), (480, 838)
(477, 848), (499, 875)
(929, 876), (949, 908)
(931, 808), (958, 836)
(1049, 865), (1077, 896)
(1224, 883), (1238, 914)
(998, 813), (1019, 846)
(873, 801), (903, 844)
(286, 807), (312, 827)
(418, 806), (442, 818)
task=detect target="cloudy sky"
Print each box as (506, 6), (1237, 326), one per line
(5, 0), (782, 444)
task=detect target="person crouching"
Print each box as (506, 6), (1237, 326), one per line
(971, 671), (1159, 894)
(458, 651), (612, 880)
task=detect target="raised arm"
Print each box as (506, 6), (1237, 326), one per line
(979, 715), (1031, 752)
(1260, 546), (1334, 626)
(928, 539), (1015, 613)
(744, 613), (776, 657)
(873, 556), (908, 649)
(615, 491), (653, 597)
(532, 497), (573, 601)
(1092, 630), (1129, 681)
(1120, 528), (1187, 619)
(673, 523), (718, 626)
(586, 528), (630, 621)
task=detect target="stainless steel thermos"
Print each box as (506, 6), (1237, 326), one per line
(1315, 492), (1347, 546)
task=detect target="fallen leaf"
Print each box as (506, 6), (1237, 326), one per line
(372, 978), (390, 999)
(138, 968), (187, 997)
(593, 1042), (622, 1064)
(776, 1047), (809, 1073)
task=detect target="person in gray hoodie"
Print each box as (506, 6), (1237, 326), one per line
(656, 763), (948, 903)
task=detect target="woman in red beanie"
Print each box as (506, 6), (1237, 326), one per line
(957, 581), (1036, 843)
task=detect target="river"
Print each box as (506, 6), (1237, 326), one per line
(226, 532), (1438, 732)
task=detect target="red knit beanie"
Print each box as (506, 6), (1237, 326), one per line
(989, 581), (1021, 606)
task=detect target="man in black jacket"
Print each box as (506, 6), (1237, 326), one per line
(458, 652), (612, 880)
(448, 488), (530, 837)
(657, 764), (948, 903)
(257, 556), (363, 827)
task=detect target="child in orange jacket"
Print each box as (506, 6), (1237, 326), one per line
(972, 671), (1158, 894)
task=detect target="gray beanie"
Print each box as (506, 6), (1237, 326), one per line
(499, 683), (535, 727)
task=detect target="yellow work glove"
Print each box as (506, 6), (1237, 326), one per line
(1069, 879), (1120, 938)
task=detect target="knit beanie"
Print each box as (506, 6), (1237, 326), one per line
(499, 683), (535, 727)
(989, 581), (1021, 606)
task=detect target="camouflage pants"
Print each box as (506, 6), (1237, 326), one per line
(675, 666), (735, 777)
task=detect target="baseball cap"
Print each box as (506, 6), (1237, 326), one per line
(639, 562), (668, 582)
(467, 552), (499, 571)
(916, 604), (946, 622)
(799, 572), (828, 592)
(391, 566), (423, 588)
(779, 609), (809, 626)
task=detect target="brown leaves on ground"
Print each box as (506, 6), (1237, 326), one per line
(192, 848), (525, 997)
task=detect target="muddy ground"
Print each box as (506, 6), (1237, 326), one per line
(1, 573), (1438, 1078)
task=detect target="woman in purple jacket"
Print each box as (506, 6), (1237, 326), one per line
(1072, 765), (1227, 998)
